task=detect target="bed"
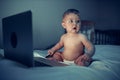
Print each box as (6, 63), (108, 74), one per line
(0, 20), (120, 80)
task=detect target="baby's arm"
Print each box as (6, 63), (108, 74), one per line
(48, 42), (63, 55)
(75, 34), (95, 66)
(81, 34), (95, 58)
(48, 35), (64, 56)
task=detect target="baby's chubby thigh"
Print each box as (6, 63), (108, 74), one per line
(53, 51), (63, 62)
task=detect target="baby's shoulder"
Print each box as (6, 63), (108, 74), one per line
(78, 33), (86, 37)
(61, 33), (69, 37)
(78, 33), (88, 40)
(60, 34), (67, 40)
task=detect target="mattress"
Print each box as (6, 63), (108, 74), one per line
(0, 45), (120, 80)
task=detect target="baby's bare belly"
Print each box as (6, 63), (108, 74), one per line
(62, 50), (83, 61)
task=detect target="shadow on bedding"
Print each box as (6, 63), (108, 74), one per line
(88, 59), (100, 66)
(0, 54), (4, 60)
(90, 59), (111, 71)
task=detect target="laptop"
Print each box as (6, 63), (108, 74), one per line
(2, 10), (67, 67)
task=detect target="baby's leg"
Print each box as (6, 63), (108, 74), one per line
(47, 52), (63, 62)
(53, 52), (63, 62)
(74, 60), (85, 66)
(74, 57), (92, 66)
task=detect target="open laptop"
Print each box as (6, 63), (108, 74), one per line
(2, 10), (67, 67)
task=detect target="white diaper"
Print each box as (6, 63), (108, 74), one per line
(63, 60), (75, 65)
(63, 59), (91, 66)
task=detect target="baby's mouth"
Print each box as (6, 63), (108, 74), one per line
(73, 27), (76, 30)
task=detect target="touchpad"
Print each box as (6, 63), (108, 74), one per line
(10, 32), (17, 48)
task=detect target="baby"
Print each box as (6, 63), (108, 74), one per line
(46, 9), (95, 66)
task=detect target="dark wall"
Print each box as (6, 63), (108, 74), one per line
(0, 0), (120, 49)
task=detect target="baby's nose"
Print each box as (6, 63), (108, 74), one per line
(73, 22), (77, 27)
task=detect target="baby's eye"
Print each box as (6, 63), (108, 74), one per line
(76, 20), (80, 23)
(69, 20), (73, 23)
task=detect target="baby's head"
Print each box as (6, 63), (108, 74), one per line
(62, 9), (80, 20)
(62, 9), (81, 33)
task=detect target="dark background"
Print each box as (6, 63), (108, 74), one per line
(0, 0), (120, 49)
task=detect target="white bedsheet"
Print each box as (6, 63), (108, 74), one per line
(0, 45), (120, 80)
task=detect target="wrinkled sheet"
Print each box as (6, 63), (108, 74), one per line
(0, 45), (120, 80)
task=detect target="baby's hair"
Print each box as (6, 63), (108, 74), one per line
(62, 9), (80, 19)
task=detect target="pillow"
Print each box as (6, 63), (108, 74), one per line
(80, 20), (95, 43)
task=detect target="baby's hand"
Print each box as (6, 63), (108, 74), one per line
(46, 49), (55, 58)
(79, 54), (90, 62)
(48, 49), (54, 55)
(75, 54), (91, 66)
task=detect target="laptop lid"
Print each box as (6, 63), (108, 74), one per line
(2, 10), (33, 67)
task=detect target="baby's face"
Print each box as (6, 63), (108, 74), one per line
(62, 13), (81, 33)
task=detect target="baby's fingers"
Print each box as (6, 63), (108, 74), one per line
(48, 50), (53, 55)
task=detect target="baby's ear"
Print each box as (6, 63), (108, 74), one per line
(61, 22), (66, 29)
